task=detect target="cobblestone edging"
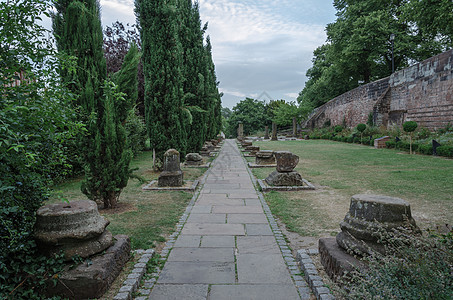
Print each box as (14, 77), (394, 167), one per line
(113, 249), (155, 300)
(240, 143), (312, 300)
(297, 249), (335, 300)
(115, 143), (224, 300)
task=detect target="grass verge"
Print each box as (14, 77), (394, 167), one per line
(49, 150), (209, 249)
(252, 140), (453, 237)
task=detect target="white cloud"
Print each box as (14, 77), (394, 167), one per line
(93, 0), (336, 108)
(285, 92), (299, 99)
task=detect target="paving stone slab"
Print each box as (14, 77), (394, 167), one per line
(149, 284), (209, 300)
(167, 248), (234, 262)
(190, 206), (212, 214)
(196, 194), (230, 201)
(172, 235), (201, 248)
(186, 213), (226, 224)
(244, 199), (262, 206)
(237, 254), (293, 284)
(202, 183), (241, 189)
(227, 213), (268, 224)
(228, 193), (259, 199)
(182, 223), (245, 236)
(209, 284), (300, 300)
(196, 198), (245, 206)
(200, 235), (235, 248)
(158, 262), (235, 284)
(245, 224), (273, 236)
(213, 206), (263, 214)
(236, 236), (280, 254)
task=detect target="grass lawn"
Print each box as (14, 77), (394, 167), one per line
(49, 150), (211, 250)
(251, 140), (453, 238)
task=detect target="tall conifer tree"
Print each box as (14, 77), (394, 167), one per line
(178, 0), (210, 152)
(204, 36), (222, 139)
(53, 0), (133, 208)
(137, 0), (187, 160)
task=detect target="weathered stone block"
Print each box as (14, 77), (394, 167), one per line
(255, 150), (275, 165)
(158, 171), (183, 187)
(319, 238), (365, 282)
(275, 151), (299, 172)
(265, 171), (304, 186)
(34, 200), (113, 260)
(46, 235), (131, 300)
(185, 153), (203, 166)
(336, 194), (419, 255)
(158, 149), (183, 187)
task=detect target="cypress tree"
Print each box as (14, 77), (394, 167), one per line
(178, 0), (208, 152)
(137, 0), (187, 160)
(204, 36), (222, 139)
(52, 0), (106, 113)
(82, 82), (132, 207)
(53, 0), (133, 208)
(111, 43), (141, 122)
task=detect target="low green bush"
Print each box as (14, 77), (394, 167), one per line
(353, 137), (361, 144)
(340, 227), (453, 300)
(334, 125), (344, 133)
(437, 145), (453, 157)
(386, 141), (396, 148)
(396, 141), (410, 150)
(418, 144), (433, 155)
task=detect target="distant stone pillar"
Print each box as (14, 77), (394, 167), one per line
(238, 122), (244, 139)
(271, 122), (277, 141)
(292, 117), (297, 137)
(264, 126), (269, 139)
(158, 149), (183, 187)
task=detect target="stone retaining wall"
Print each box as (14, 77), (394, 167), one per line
(306, 49), (453, 131)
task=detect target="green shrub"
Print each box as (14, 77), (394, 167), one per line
(340, 227), (453, 300)
(396, 141), (410, 150)
(386, 140), (396, 148)
(334, 125), (344, 133)
(437, 145), (453, 157)
(125, 109), (148, 156)
(347, 136), (354, 143)
(418, 144), (433, 155)
(403, 121), (418, 133)
(353, 137), (361, 143)
(356, 123), (367, 133)
(416, 126), (432, 139)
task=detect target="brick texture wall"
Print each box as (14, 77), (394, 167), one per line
(306, 49), (453, 131)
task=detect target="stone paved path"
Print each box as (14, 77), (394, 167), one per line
(149, 139), (303, 299)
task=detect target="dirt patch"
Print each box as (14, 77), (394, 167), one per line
(99, 202), (137, 215)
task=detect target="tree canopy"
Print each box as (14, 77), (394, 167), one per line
(298, 0), (453, 111)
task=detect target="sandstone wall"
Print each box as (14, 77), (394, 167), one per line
(306, 49), (453, 130)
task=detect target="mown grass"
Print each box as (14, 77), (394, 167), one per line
(252, 140), (453, 236)
(49, 150), (210, 249)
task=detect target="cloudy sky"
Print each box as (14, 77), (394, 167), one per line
(84, 0), (337, 108)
